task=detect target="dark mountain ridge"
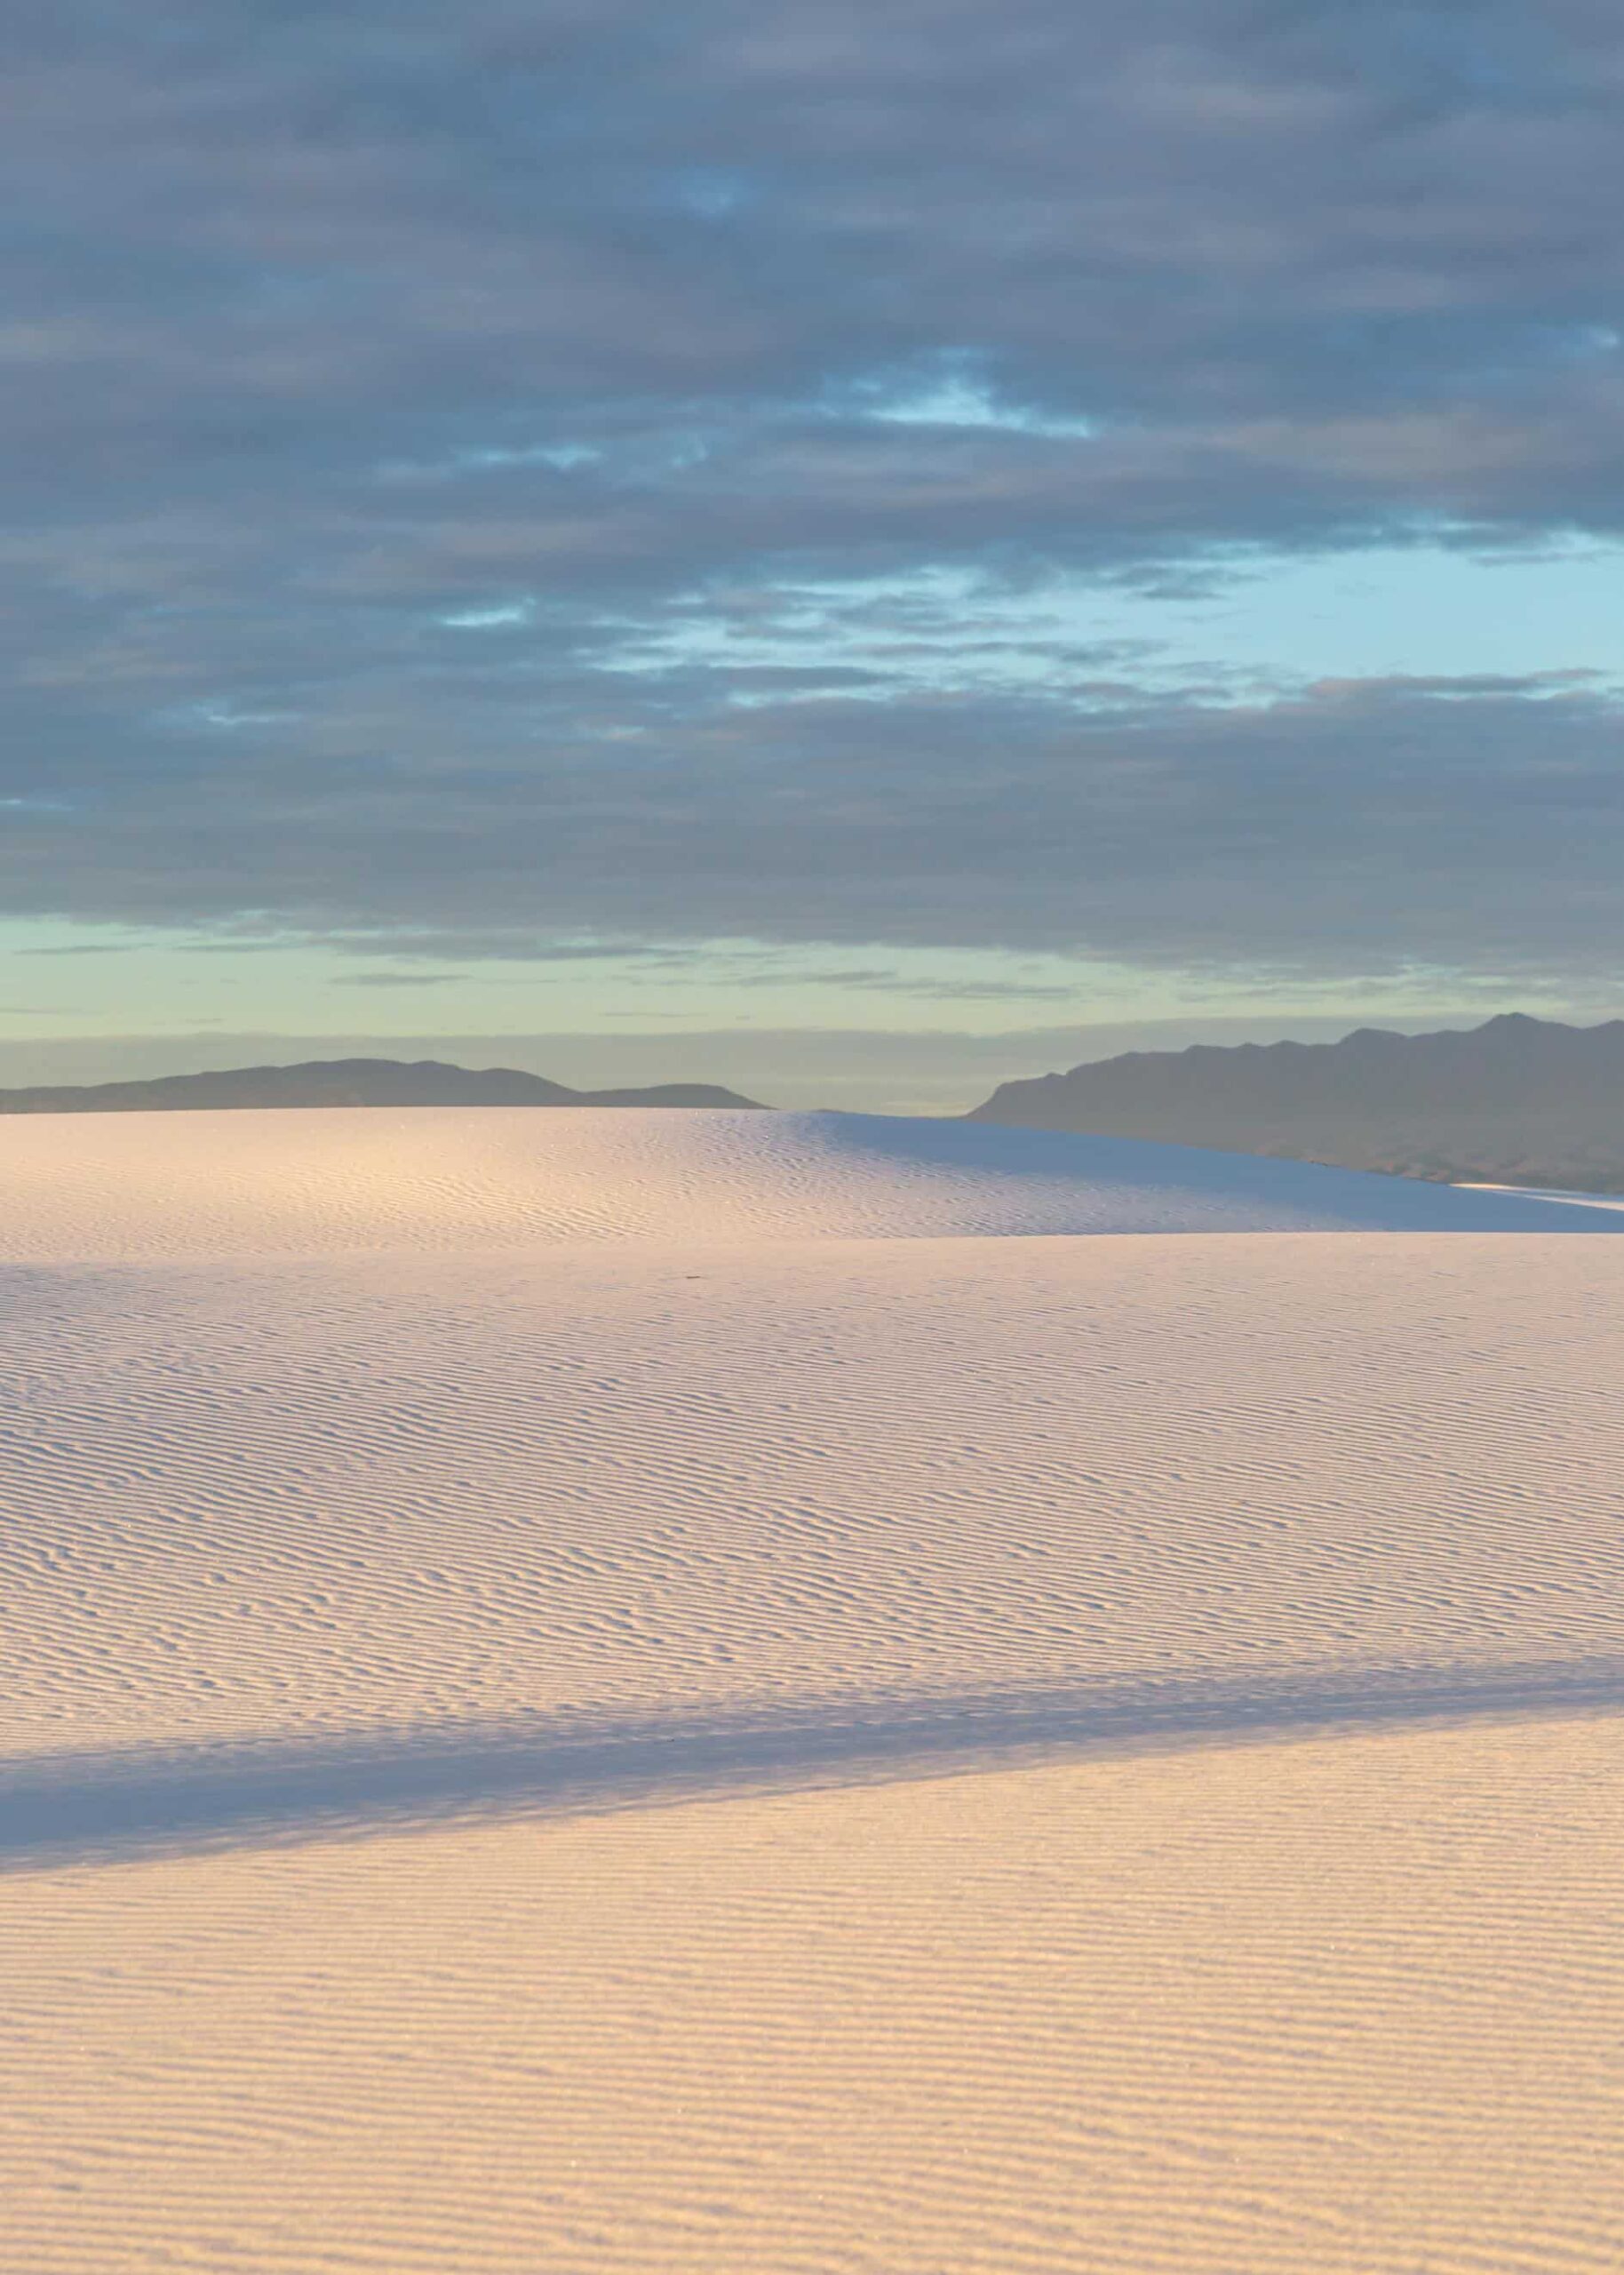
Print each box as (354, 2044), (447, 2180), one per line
(0, 1058), (764, 1115)
(969, 1014), (1624, 1190)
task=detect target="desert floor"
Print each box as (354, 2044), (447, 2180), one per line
(4, 1109), (1622, 2273)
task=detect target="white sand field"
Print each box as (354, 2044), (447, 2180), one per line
(4, 1108), (1623, 2273)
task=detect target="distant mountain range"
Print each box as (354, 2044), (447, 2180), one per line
(0, 1058), (763, 1115)
(968, 1014), (1624, 1192)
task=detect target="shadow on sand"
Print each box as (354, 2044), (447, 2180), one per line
(809, 1113), (1624, 1233)
(6, 1654), (1624, 1873)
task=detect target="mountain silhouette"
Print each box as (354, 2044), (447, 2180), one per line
(968, 1014), (1624, 1191)
(0, 1058), (763, 1115)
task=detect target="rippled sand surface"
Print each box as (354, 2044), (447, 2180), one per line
(10, 1720), (1622, 2275)
(4, 1109), (1621, 2271)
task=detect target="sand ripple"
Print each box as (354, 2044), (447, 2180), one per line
(4, 1235), (1623, 1766)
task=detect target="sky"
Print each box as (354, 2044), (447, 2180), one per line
(4, 0), (1623, 1111)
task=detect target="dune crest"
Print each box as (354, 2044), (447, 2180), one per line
(0, 1105), (1618, 1264)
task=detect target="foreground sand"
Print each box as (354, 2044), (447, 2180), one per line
(4, 1111), (1622, 2271)
(8, 1720), (1621, 2275)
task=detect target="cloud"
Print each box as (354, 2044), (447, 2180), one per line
(5, 668), (1624, 983)
(6, 1), (1624, 988)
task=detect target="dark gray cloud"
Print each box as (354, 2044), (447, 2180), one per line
(5, 1), (1624, 986)
(6, 672), (1621, 978)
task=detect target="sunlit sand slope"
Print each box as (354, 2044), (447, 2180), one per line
(4, 1236), (1624, 1769)
(1, 1104), (1618, 1262)
(6, 1722), (1621, 2275)
(4, 1109), (1622, 2271)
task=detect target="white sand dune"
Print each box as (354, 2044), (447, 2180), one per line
(0, 1104), (1618, 1263)
(1465, 1179), (1624, 1210)
(4, 1108), (1622, 2271)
